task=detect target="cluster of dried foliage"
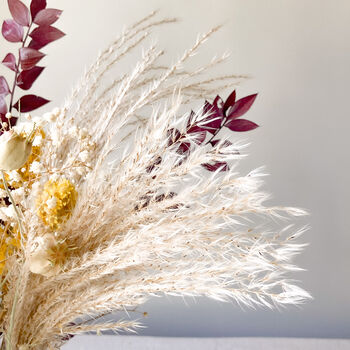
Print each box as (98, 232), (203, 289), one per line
(0, 8), (310, 350)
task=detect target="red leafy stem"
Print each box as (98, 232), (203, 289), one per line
(1, 0), (64, 131)
(165, 90), (259, 172)
(142, 90), (259, 209)
(8, 20), (33, 113)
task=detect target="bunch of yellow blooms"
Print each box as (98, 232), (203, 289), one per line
(36, 178), (77, 230)
(0, 225), (20, 276)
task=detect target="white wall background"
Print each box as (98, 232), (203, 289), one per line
(1, 0), (349, 339)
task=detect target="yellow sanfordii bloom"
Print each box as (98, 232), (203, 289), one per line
(37, 178), (77, 230)
(0, 225), (21, 275)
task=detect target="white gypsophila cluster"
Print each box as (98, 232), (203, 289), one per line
(1, 13), (310, 349)
(43, 112), (96, 184)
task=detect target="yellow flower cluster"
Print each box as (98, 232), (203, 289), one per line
(36, 178), (77, 230)
(0, 225), (20, 275)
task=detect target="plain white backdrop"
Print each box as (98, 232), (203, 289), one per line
(1, 0), (349, 339)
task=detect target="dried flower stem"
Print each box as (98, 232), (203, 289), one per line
(1, 171), (23, 240)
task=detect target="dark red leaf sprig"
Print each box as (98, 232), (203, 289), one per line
(143, 90), (258, 212)
(1, 0), (64, 133)
(161, 90), (259, 173)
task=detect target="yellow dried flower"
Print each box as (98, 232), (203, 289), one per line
(36, 178), (77, 229)
(0, 225), (21, 276)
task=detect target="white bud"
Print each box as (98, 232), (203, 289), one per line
(0, 130), (33, 171)
(29, 234), (60, 277)
(52, 107), (61, 116)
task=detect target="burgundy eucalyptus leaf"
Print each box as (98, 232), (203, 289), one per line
(167, 128), (181, 146)
(187, 124), (203, 134)
(210, 139), (233, 148)
(221, 140), (233, 148)
(0, 113), (18, 136)
(13, 94), (50, 113)
(19, 47), (45, 70)
(187, 125), (206, 144)
(223, 90), (236, 114)
(34, 9), (62, 26)
(186, 110), (196, 129)
(225, 118), (259, 132)
(146, 156), (162, 174)
(0, 113), (17, 134)
(0, 96), (7, 115)
(203, 100), (214, 115)
(177, 141), (191, 154)
(8, 0), (30, 27)
(27, 39), (44, 50)
(29, 25), (65, 48)
(2, 19), (23, 42)
(200, 114), (223, 134)
(194, 131), (206, 144)
(202, 162), (229, 172)
(2, 53), (17, 71)
(0, 77), (10, 97)
(17, 66), (44, 90)
(213, 95), (224, 109)
(227, 94), (258, 120)
(30, 0), (47, 19)
(210, 139), (220, 147)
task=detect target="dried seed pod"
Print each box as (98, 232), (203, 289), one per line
(0, 130), (33, 171)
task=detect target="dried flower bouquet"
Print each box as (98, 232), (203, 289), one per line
(0, 1), (310, 349)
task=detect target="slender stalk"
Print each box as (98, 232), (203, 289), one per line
(0, 338), (5, 350)
(1, 171), (23, 241)
(5, 278), (19, 350)
(9, 22), (33, 114)
(206, 115), (228, 146)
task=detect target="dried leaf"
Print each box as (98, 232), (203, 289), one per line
(27, 39), (43, 50)
(2, 19), (23, 42)
(187, 125), (206, 144)
(13, 94), (49, 112)
(223, 90), (236, 114)
(29, 25), (65, 48)
(177, 141), (191, 154)
(227, 94), (258, 120)
(210, 139), (220, 147)
(167, 128), (181, 146)
(2, 53), (17, 72)
(0, 77), (10, 97)
(0, 96), (7, 115)
(30, 0), (47, 19)
(19, 47), (45, 70)
(17, 66), (44, 90)
(200, 114), (223, 134)
(146, 156), (162, 174)
(212, 139), (233, 148)
(0, 112), (17, 133)
(8, 0), (30, 26)
(225, 118), (259, 132)
(213, 95), (224, 109)
(186, 110), (196, 129)
(34, 9), (62, 26)
(202, 161), (229, 172)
